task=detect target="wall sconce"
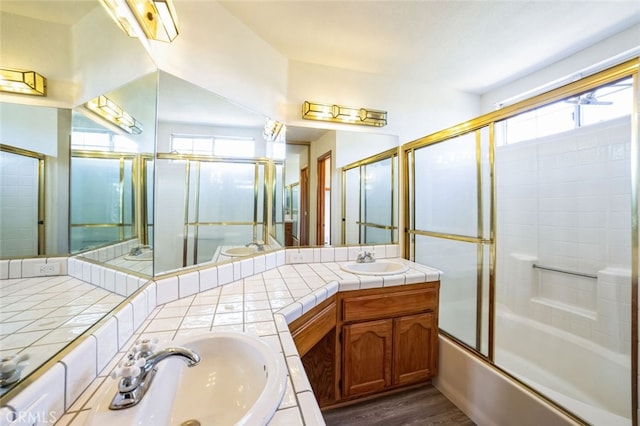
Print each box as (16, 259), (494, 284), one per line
(85, 95), (143, 134)
(0, 68), (47, 96)
(100, 0), (179, 42)
(302, 101), (387, 127)
(264, 118), (285, 142)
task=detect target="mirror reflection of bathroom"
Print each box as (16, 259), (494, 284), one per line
(71, 72), (157, 277)
(154, 71), (284, 275)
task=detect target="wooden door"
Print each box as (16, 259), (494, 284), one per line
(299, 166), (309, 246)
(342, 319), (392, 397)
(392, 312), (437, 386)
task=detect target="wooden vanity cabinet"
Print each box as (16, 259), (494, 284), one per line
(289, 281), (439, 407)
(339, 283), (439, 399)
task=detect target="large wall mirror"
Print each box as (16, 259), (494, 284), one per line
(0, 0), (400, 402)
(0, 1), (156, 399)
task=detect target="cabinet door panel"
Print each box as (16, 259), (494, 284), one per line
(393, 312), (437, 386)
(342, 319), (393, 397)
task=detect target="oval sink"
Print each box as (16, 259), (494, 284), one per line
(86, 332), (286, 426)
(340, 260), (409, 276)
(221, 246), (257, 257)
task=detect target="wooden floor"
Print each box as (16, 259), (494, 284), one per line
(322, 385), (475, 426)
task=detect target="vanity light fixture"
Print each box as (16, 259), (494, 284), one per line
(263, 118), (285, 142)
(85, 95), (143, 134)
(100, 0), (179, 42)
(302, 100), (387, 127)
(0, 67), (47, 96)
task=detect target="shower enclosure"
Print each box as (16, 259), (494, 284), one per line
(342, 148), (399, 245)
(154, 154), (282, 273)
(0, 146), (44, 257)
(405, 61), (637, 425)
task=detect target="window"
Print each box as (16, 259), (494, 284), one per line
(171, 135), (255, 158)
(497, 77), (632, 146)
(71, 130), (110, 151)
(71, 130), (138, 152)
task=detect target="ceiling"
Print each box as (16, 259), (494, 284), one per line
(2, 0), (638, 141)
(218, 0), (640, 95)
(3, 1), (639, 97)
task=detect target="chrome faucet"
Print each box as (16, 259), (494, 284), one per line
(128, 245), (143, 256)
(109, 339), (200, 410)
(245, 240), (265, 251)
(356, 249), (375, 263)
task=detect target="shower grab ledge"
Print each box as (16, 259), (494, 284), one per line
(532, 264), (597, 280)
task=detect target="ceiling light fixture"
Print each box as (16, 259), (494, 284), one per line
(100, 0), (179, 42)
(0, 67), (47, 96)
(85, 95), (143, 134)
(302, 101), (387, 127)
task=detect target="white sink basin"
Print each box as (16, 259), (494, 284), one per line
(86, 332), (286, 426)
(340, 260), (409, 276)
(221, 246), (257, 257)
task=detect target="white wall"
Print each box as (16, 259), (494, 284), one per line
(73, 7), (156, 105)
(335, 131), (398, 168)
(480, 25), (640, 113)
(149, 0), (289, 122)
(0, 12), (73, 107)
(286, 60), (480, 145)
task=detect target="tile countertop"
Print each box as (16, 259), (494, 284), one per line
(57, 259), (441, 426)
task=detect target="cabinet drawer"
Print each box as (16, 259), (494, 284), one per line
(342, 287), (436, 323)
(292, 300), (337, 357)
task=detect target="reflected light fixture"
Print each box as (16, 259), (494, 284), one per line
(0, 67), (47, 96)
(100, 0), (179, 42)
(85, 95), (143, 134)
(264, 118), (285, 142)
(302, 100), (387, 127)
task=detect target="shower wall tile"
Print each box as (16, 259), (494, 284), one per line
(498, 118), (632, 353)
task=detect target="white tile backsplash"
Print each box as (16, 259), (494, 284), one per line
(61, 336), (97, 410)
(92, 317), (119, 375)
(3, 362), (66, 424)
(115, 303), (134, 350)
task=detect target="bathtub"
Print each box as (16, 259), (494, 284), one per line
(495, 307), (630, 425)
(440, 301), (631, 425)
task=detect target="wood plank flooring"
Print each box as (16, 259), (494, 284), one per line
(322, 384), (475, 426)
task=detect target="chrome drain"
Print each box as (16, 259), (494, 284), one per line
(180, 420), (201, 426)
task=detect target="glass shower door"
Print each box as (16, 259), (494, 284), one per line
(70, 155), (135, 252)
(0, 148), (43, 257)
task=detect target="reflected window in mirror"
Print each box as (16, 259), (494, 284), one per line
(172, 135), (256, 158)
(342, 148), (399, 245)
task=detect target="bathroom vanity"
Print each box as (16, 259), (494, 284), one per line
(290, 281), (440, 407)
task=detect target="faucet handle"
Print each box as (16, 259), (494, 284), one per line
(111, 357), (145, 380)
(134, 337), (159, 356)
(0, 353), (29, 373)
